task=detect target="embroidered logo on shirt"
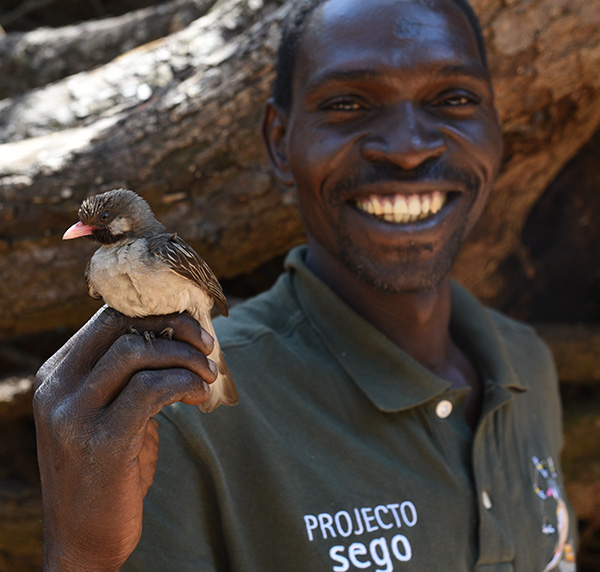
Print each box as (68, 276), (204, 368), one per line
(531, 456), (575, 572)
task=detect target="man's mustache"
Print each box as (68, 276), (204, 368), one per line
(331, 159), (481, 197)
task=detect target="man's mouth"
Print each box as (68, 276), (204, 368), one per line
(353, 191), (451, 224)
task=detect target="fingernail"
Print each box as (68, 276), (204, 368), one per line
(207, 360), (218, 376)
(201, 329), (214, 348)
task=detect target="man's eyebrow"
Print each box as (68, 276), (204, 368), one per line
(305, 64), (489, 94)
(435, 63), (489, 81)
(304, 69), (385, 93)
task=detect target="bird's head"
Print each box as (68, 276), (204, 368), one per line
(63, 189), (165, 245)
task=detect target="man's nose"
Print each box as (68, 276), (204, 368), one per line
(359, 103), (447, 170)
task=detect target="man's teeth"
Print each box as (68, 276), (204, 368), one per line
(356, 192), (447, 223)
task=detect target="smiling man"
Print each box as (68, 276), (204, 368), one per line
(34, 1), (576, 571)
(268, 0), (502, 295)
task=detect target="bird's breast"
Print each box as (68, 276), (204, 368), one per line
(87, 240), (213, 319)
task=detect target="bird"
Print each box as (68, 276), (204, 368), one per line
(62, 188), (238, 413)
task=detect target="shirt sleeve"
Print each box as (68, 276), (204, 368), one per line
(122, 411), (229, 572)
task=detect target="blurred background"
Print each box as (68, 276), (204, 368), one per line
(0, 0), (599, 569)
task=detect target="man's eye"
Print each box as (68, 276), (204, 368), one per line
(439, 94), (479, 107)
(325, 100), (363, 111)
(446, 96), (471, 106)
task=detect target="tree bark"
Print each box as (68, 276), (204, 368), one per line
(453, 0), (600, 301)
(0, 0), (218, 101)
(534, 324), (600, 384)
(0, 0), (599, 337)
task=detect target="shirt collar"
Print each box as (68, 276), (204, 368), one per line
(449, 281), (527, 393)
(284, 245), (527, 412)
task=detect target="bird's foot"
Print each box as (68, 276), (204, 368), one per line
(129, 326), (156, 347)
(159, 327), (174, 340)
(143, 331), (156, 346)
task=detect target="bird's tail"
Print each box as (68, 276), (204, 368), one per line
(196, 313), (239, 413)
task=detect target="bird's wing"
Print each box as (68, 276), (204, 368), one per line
(149, 233), (229, 317)
(84, 259), (102, 300)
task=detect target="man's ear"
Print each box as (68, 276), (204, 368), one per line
(262, 98), (294, 187)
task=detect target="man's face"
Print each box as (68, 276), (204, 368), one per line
(269, 0), (503, 292)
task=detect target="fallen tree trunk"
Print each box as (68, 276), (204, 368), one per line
(0, 0), (218, 101)
(454, 0), (600, 301)
(535, 324), (600, 384)
(0, 0), (599, 338)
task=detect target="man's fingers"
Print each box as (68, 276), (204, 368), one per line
(36, 309), (213, 395)
(139, 418), (160, 496)
(77, 333), (217, 410)
(108, 368), (211, 435)
(36, 306), (134, 392)
(131, 312), (214, 355)
(35, 305), (114, 390)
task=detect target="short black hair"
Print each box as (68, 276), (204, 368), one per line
(272, 0), (489, 112)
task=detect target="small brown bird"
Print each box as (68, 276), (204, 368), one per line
(63, 188), (238, 412)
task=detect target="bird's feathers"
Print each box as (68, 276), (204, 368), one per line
(85, 259), (102, 300)
(193, 308), (238, 412)
(149, 233), (229, 317)
(71, 188), (237, 413)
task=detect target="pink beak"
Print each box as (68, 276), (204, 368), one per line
(62, 221), (98, 240)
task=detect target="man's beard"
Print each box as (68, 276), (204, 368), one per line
(337, 215), (469, 293)
(327, 159), (481, 294)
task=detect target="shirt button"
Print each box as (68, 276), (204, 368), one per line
(482, 490), (493, 510)
(435, 399), (453, 418)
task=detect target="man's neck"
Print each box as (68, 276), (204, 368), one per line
(305, 241), (475, 391)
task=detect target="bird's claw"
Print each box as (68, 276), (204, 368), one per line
(143, 331), (156, 346)
(128, 326), (157, 347)
(159, 327), (174, 340)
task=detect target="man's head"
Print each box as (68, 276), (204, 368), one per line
(272, 0), (489, 113)
(263, 0), (503, 293)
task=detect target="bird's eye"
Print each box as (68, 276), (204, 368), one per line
(99, 212), (111, 223)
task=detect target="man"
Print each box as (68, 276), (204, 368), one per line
(34, 0), (576, 570)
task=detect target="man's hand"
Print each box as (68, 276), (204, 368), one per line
(33, 307), (217, 572)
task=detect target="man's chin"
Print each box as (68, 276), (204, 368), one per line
(338, 243), (458, 295)
(344, 260), (451, 294)
(335, 212), (469, 295)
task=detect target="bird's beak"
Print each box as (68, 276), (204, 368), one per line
(62, 221), (98, 240)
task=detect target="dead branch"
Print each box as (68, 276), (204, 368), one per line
(0, 0), (218, 100)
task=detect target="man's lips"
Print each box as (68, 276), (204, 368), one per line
(62, 221), (98, 240)
(351, 190), (457, 224)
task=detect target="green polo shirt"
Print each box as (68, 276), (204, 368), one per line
(124, 245), (576, 572)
